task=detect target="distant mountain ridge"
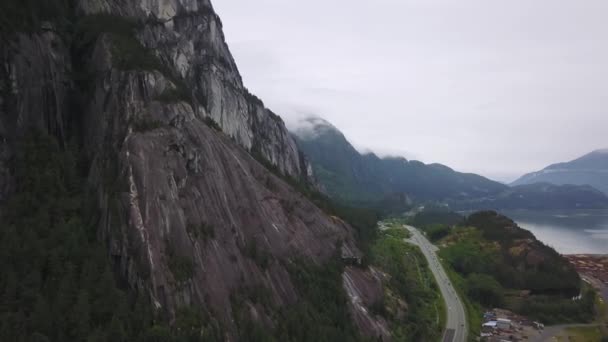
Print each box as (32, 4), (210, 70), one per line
(512, 149), (608, 194)
(293, 116), (608, 210)
(450, 182), (608, 210)
(293, 116), (508, 203)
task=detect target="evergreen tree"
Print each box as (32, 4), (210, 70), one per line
(31, 295), (53, 337)
(0, 132), (208, 341)
(71, 290), (91, 339)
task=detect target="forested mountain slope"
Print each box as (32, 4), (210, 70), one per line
(450, 183), (608, 210)
(293, 116), (507, 203)
(293, 117), (608, 210)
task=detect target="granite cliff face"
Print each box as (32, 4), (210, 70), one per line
(0, 0), (386, 339)
(79, 0), (312, 182)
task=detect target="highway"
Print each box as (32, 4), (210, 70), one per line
(404, 225), (468, 342)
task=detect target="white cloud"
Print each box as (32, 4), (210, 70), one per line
(214, 0), (608, 182)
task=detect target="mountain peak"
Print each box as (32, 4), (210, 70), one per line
(291, 115), (341, 140)
(293, 117), (507, 202)
(563, 148), (608, 167)
(512, 149), (608, 194)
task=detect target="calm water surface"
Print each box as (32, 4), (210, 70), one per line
(500, 209), (608, 255)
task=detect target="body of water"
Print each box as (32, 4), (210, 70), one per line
(499, 209), (608, 255)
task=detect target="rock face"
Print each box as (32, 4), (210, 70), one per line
(343, 267), (390, 340)
(78, 0), (311, 182)
(0, 0), (383, 338)
(0, 25), (73, 201)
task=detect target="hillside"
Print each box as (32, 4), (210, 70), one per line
(293, 116), (608, 210)
(451, 182), (608, 210)
(293, 116), (508, 203)
(438, 211), (595, 325)
(513, 149), (608, 194)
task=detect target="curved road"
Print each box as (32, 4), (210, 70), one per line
(404, 225), (468, 342)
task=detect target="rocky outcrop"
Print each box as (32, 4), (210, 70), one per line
(0, 0), (383, 339)
(0, 25), (73, 201)
(92, 95), (361, 325)
(343, 266), (391, 340)
(77, 0), (311, 182)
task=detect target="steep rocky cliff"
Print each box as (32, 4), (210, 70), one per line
(0, 0), (387, 340)
(90, 0), (313, 182)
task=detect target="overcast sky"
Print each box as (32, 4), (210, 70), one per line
(213, 1), (608, 182)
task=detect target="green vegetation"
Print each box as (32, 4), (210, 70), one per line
(276, 259), (365, 341)
(465, 211), (580, 293)
(165, 240), (194, 283)
(453, 183), (608, 210)
(516, 287), (596, 325)
(251, 148), (380, 256)
(111, 34), (163, 71)
(229, 258), (367, 342)
(243, 239), (271, 270)
(187, 222), (215, 242)
(246, 152), (449, 340)
(74, 14), (190, 101)
(439, 212), (581, 294)
(0, 0), (71, 33)
(438, 211), (595, 325)
(204, 117), (222, 131)
(167, 255), (194, 283)
(465, 273), (504, 308)
(293, 119), (508, 206)
(310, 164), (383, 204)
(422, 224), (451, 242)
(1, 4), (444, 341)
(407, 208), (463, 228)
(440, 260), (483, 341)
(173, 306), (223, 341)
(230, 285), (277, 341)
(0, 131), (215, 341)
(598, 293), (608, 339)
(370, 227), (443, 341)
(383, 227), (411, 240)
(155, 87), (190, 104)
(131, 118), (164, 132)
(75, 14), (141, 44)
(74, 14), (162, 72)
(407, 208), (462, 242)
(557, 325), (603, 342)
(439, 234), (499, 276)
